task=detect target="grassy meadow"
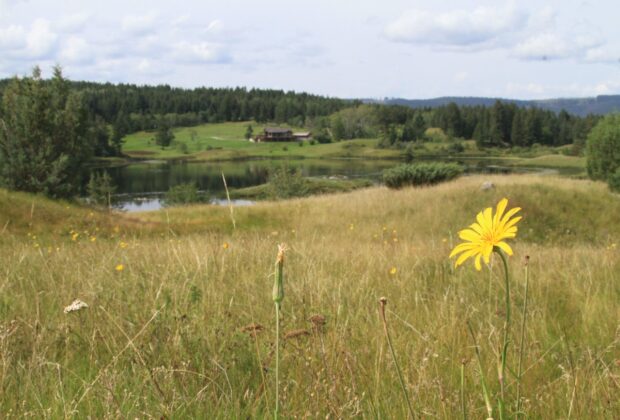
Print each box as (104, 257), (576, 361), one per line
(0, 175), (618, 418)
(121, 121), (401, 161)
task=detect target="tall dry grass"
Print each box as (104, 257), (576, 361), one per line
(0, 175), (618, 418)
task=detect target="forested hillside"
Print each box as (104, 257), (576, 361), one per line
(383, 95), (620, 117)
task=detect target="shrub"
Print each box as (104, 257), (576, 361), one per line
(87, 171), (116, 207)
(268, 167), (308, 199)
(586, 114), (620, 181)
(609, 168), (620, 193)
(446, 141), (465, 154)
(382, 162), (463, 189)
(164, 183), (200, 206)
(176, 142), (190, 154)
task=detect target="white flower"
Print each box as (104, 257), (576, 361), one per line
(64, 299), (88, 314)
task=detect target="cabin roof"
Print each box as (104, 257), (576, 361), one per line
(264, 127), (292, 134)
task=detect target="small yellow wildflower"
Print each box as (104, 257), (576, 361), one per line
(119, 241), (128, 249)
(222, 242), (229, 249)
(90, 236), (97, 242)
(71, 233), (79, 241)
(450, 198), (521, 271)
(115, 264), (124, 272)
(389, 267), (397, 275)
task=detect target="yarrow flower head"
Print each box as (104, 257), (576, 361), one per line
(449, 198), (521, 271)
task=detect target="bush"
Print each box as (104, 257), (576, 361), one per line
(609, 168), (620, 192)
(164, 183), (200, 206)
(382, 162), (463, 189)
(446, 141), (465, 154)
(586, 114), (620, 181)
(87, 171), (116, 207)
(268, 167), (309, 199)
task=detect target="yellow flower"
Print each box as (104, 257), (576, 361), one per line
(450, 198), (521, 271)
(115, 264), (124, 272)
(389, 267), (397, 275)
(222, 242), (229, 249)
(90, 236), (97, 242)
(119, 241), (128, 249)
(71, 233), (79, 241)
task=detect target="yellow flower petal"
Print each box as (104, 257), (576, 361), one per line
(455, 248), (479, 267)
(494, 198), (508, 226)
(458, 228), (481, 242)
(495, 241), (513, 256)
(449, 242), (477, 257)
(474, 254), (482, 271)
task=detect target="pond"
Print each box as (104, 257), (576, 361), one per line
(90, 157), (556, 212)
(92, 159), (397, 211)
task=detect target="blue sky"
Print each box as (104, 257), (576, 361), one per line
(1, 0), (619, 99)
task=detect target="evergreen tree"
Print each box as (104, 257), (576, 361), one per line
(0, 66), (94, 197)
(510, 111), (526, 147)
(155, 117), (174, 148)
(244, 124), (254, 140)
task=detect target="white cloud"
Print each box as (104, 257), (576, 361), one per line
(0, 24), (25, 49)
(514, 30), (602, 61)
(25, 19), (58, 59)
(584, 46), (620, 64)
(453, 71), (468, 83)
(384, 5), (528, 48)
(59, 36), (94, 64)
(205, 19), (223, 34)
(57, 13), (91, 33)
(0, 19), (58, 59)
(122, 13), (158, 35)
(513, 33), (575, 60)
(173, 41), (230, 64)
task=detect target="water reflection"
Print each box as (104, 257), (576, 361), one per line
(90, 159), (395, 211)
(88, 157), (565, 212)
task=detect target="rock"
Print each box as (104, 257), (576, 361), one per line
(480, 181), (495, 191)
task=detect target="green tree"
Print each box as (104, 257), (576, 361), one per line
(510, 111), (526, 147)
(244, 124), (254, 140)
(111, 108), (130, 154)
(87, 171), (116, 208)
(0, 66), (94, 197)
(155, 117), (174, 148)
(586, 114), (620, 181)
(331, 115), (346, 141)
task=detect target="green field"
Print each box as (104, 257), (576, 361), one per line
(121, 121), (402, 161)
(0, 174), (618, 418)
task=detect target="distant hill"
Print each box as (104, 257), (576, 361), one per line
(374, 95), (620, 116)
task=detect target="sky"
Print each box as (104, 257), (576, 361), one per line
(1, 0), (619, 100)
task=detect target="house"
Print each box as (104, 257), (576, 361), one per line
(293, 131), (312, 140)
(263, 127), (293, 141)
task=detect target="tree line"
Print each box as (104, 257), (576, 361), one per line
(0, 66), (606, 198)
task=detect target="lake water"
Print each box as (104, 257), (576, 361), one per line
(93, 157), (549, 212)
(94, 159), (397, 211)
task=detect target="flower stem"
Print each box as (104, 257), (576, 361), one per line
(460, 360), (467, 420)
(494, 247), (511, 418)
(516, 256), (530, 418)
(467, 321), (493, 419)
(379, 297), (415, 419)
(274, 302), (280, 420)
